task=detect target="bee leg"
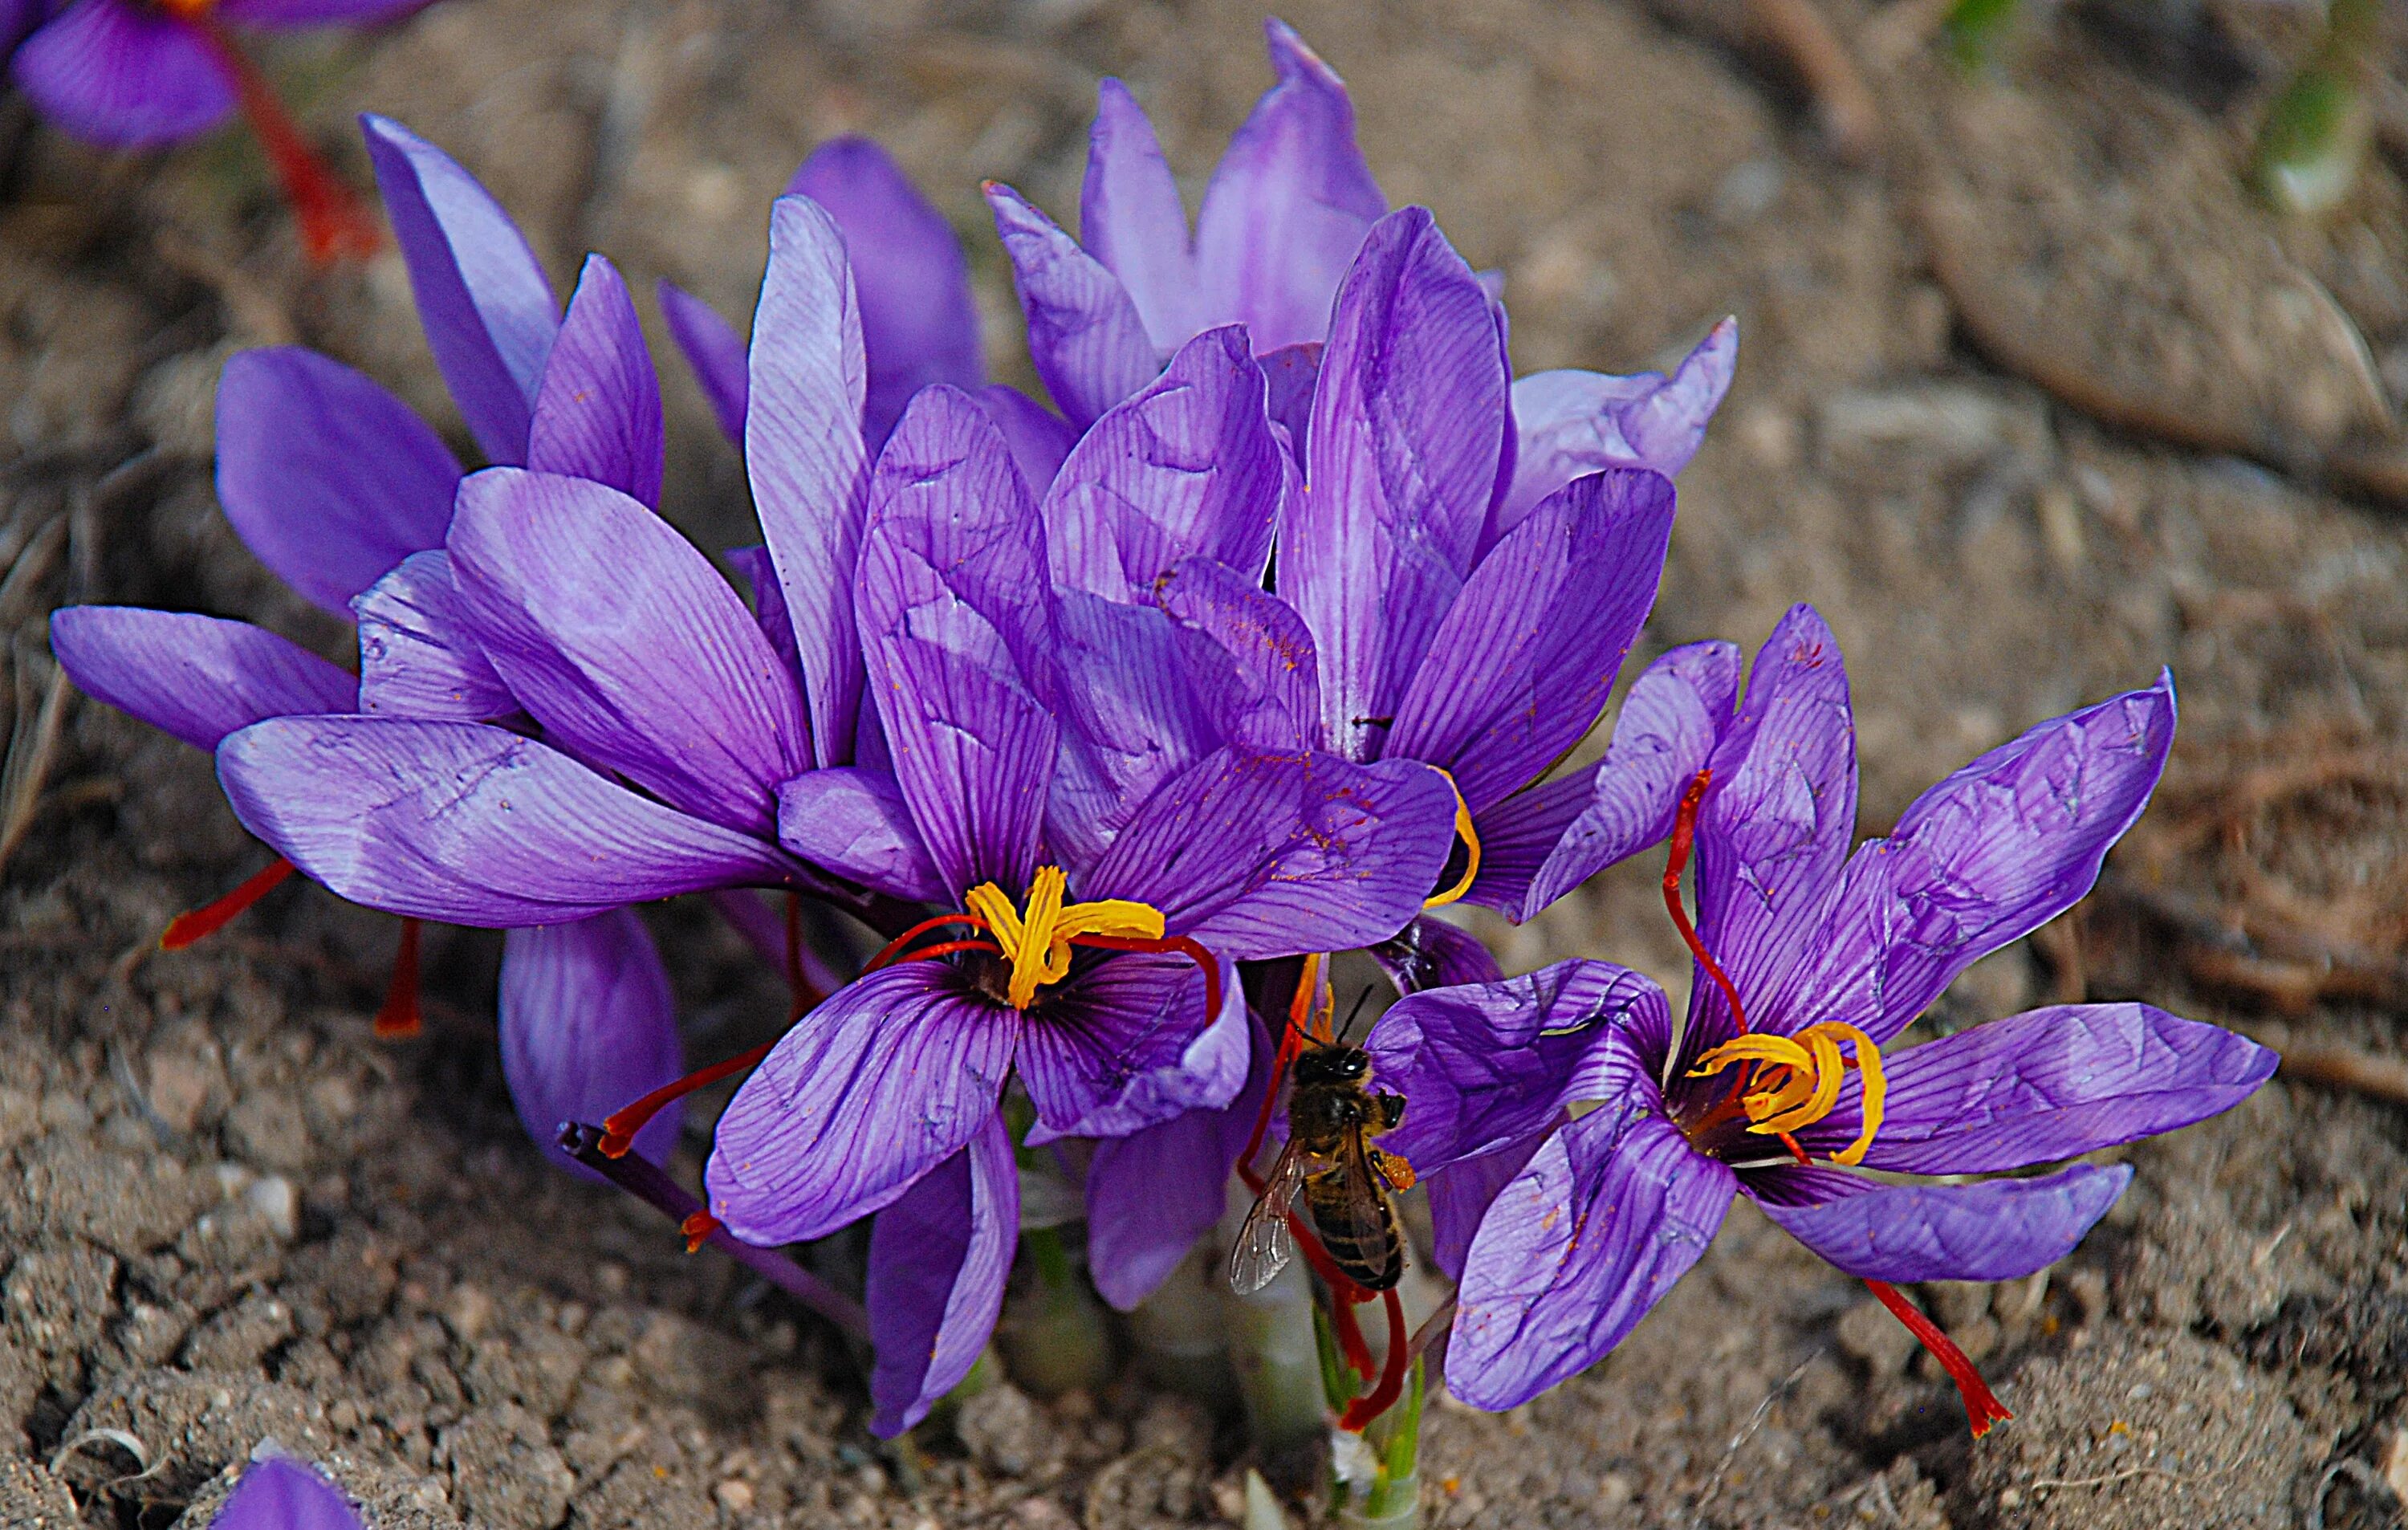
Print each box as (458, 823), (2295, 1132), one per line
(1377, 1093), (1405, 1129)
(1369, 1146), (1416, 1192)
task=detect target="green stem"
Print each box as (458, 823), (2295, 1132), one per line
(1339, 1358), (1424, 1530)
(995, 1227), (1113, 1397)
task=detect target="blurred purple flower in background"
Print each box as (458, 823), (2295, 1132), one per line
(207, 1455), (362, 1530)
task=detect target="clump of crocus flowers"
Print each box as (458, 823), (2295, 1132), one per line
(52, 14), (2275, 1522)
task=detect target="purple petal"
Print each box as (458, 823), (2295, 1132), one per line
(868, 635), (1058, 899)
(445, 469), (809, 833)
(1084, 747), (1456, 960)
(1426, 1132), (1547, 1283)
(1764, 676), (2178, 1044)
(51, 606), (354, 751)
(1758, 1162), (2132, 1284)
(209, 1457), (363, 1530)
(1045, 325), (1284, 601)
(1506, 639), (1743, 919)
(1448, 1099), (1734, 1410)
(361, 114), (559, 466)
(526, 254), (664, 507)
(352, 551), (515, 722)
(218, 717), (796, 925)
(1793, 1003), (2275, 1174)
(706, 962), (1018, 1244)
(1192, 18), (1385, 352)
(986, 182), (1160, 429)
(0, 0), (44, 57)
(659, 280), (749, 446)
(1371, 914), (1503, 996)
(789, 136), (983, 446)
(1461, 767), (1596, 921)
(1389, 468), (1674, 813)
(1155, 557), (1319, 753)
(217, 0), (430, 22)
(972, 385), (1077, 498)
(1284, 208), (1507, 759)
(1080, 78), (1202, 352)
(13, 0), (232, 148)
(214, 348), (462, 616)
(775, 765), (946, 902)
(500, 909), (683, 1175)
(746, 194), (874, 768)
(1258, 341), (1321, 452)
(723, 543), (800, 678)
(1044, 595), (1219, 876)
(1495, 318), (1737, 537)
(865, 1112), (1017, 1437)
(1019, 948), (1245, 1141)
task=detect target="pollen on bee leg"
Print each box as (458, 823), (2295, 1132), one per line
(1372, 1147), (1415, 1192)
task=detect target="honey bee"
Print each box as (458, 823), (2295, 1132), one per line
(1228, 1036), (1414, 1295)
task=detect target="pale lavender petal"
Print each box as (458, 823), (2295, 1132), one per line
(1495, 318), (1737, 537)
(1793, 1003), (2274, 1174)
(209, 1457), (363, 1530)
(218, 717), (797, 925)
(790, 136), (982, 446)
(500, 909), (683, 1175)
(14, 0), (233, 148)
(1389, 468), (1674, 813)
(362, 114), (559, 465)
(527, 254), (664, 507)
(1447, 1100), (1734, 1410)
(1284, 208), (1507, 759)
(746, 194), (874, 768)
(659, 280), (749, 446)
(723, 544), (799, 678)
(1759, 1163), (2132, 1284)
(865, 1112), (1017, 1436)
(52, 606), (353, 751)
(1045, 325), (1283, 601)
(1044, 595), (1218, 876)
(868, 634), (1057, 899)
(1258, 341), (1321, 453)
(986, 182), (1160, 429)
(446, 469), (810, 833)
(706, 962), (1018, 1244)
(1085, 747), (1455, 960)
(775, 765), (946, 903)
(214, 347), (462, 616)
(218, 0), (429, 22)
(1192, 18), (1385, 351)
(1019, 948), (1244, 1141)
(352, 551), (515, 721)
(973, 385), (1077, 498)
(1080, 78), (1202, 352)
(1155, 557), (1318, 753)
(1085, 1015), (1267, 1310)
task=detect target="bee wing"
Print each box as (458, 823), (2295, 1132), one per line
(1323, 1130), (1405, 1286)
(1228, 1142), (1312, 1295)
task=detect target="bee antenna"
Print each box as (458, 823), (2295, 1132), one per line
(1336, 985), (1378, 1046)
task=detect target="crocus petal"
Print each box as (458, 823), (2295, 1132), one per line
(526, 254), (664, 507)
(1020, 948), (1245, 1141)
(1369, 914), (1503, 996)
(218, 717), (797, 926)
(1758, 1162), (2132, 1284)
(1505, 639), (1743, 919)
(0, 0), (44, 57)
(1389, 468), (1674, 814)
(1155, 557), (1319, 753)
(1427, 1132), (1547, 1283)
(1448, 1099), (1735, 1410)
(361, 114), (559, 466)
(973, 385), (1077, 498)
(986, 182), (1160, 429)
(775, 765), (947, 903)
(746, 194), (874, 768)
(865, 1111), (1017, 1437)
(209, 1457), (364, 1530)
(1763, 675), (2178, 1044)
(1259, 342), (1321, 453)
(1369, 959), (1668, 1172)
(1793, 1003), (2275, 1174)
(1495, 318), (1737, 537)
(13, 0), (233, 148)
(352, 551), (515, 721)
(706, 962), (1019, 1245)
(499, 909), (683, 1175)
(659, 280), (749, 446)
(218, 0), (430, 23)
(1192, 18), (1385, 352)
(789, 137), (983, 447)
(1084, 746), (1456, 960)
(445, 469), (809, 834)
(214, 348), (463, 616)
(51, 607), (354, 752)
(1046, 325), (1284, 601)
(723, 544), (800, 678)
(1045, 594), (1219, 875)
(1285, 207), (1507, 759)
(1080, 78), (1202, 352)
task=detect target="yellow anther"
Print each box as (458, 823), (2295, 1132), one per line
(1690, 1020), (1887, 1166)
(962, 865), (1165, 1009)
(1422, 768), (1483, 911)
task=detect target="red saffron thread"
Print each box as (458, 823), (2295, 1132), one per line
(1865, 1280), (2014, 1437)
(781, 892), (825, 1020)
(372, 918), (423, 1039)
(1662, 768), (1751, 1036)
(895, 938), (1004, 964)
(863, 913), (991, 973)
(679, 1210), (722, 1254)
(1338, 1288), (1410, 1430)
(600, 1040), (778, 1158)
(1069, 931), (1221, 1028)
(160, 857), (296, 950)
(189, 16), (380, 267)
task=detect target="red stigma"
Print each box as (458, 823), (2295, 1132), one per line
(1865, 1280), (2013, 1437)
(863, 913), (993, 973)
(372, 917), (423, 1039)
(679, 1210), (721, 1254)
(189, 17), (380, 266)
(1662, 768), (1751, 1036)
(781, 893), (822, 1020)
(1067, 931), (1221, 1023)
(160, 856), (296, 950)
(1337, 1288), (1410, 1431)
(600, 1039), (776, 1159)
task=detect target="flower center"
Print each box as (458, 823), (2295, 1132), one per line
(1686, 1021), (1887, 1166)
(962, 866), (1166, 1010)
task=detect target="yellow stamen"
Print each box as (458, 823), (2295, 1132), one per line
(1422, 768), (1483, 910)
(962, 865), (1166, 1009)
(1690, 1020), (1888, 1166)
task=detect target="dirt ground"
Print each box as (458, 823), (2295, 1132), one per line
(0, 0), (2405, 1525)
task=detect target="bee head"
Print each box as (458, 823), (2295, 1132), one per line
(1294, 1045), (1371, 1087)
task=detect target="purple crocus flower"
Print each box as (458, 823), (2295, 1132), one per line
(701, 383), (1460, 1435)
(1368, 605), (2277, 1426)
(208, 1455), (363, 1530)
